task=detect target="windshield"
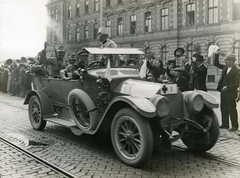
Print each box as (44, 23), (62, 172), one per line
(86, 54), (144, 69)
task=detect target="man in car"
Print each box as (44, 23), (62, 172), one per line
(39, 42), (65, 77)
(96, 27), (124, 66)
(97, 27), (117, 48)
(60, 54), (78, 80)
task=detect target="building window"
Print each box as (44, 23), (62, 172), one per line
(85, 0), (89, 14)
(145, 11), (152, 32)
(208, 0), (218, 24)
(161, 7), (169, 30)
(207, 75), (215, 82)
(118, 0), (122, 4)
(68, 29), (72, 42)
(55, 9), (58, 21)
(106, 0), (110, 7)
(84, 25), (89, 40)
(117, 17), (123, 36)
(161, 46), (168, 65)
(93, 23), (99, 39)
(130, 14), (136, 34)
(76, 27), (80, 42)
(233, 40), (240, 64)
(233, 0), (240, 20)
(68, 5), (72, 19)
(106, 20), (111, 37)
(94, 0), (99, 12)
(76, 3), (80, 17)
(187, 44), (194, 58)
(51, 10), (54, 19)
(186, 3), (195, 26)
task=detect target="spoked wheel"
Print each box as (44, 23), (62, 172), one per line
(68, 89), (98, 131)
(72, 97), (90, 128)
(111, 108), (153, 168)
(28, 95), (46, 130)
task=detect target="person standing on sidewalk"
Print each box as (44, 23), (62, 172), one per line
(188, 54), (208, 92)
(213, 51), (240, 131)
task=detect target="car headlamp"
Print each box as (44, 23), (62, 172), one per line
(150, 95), (170, 117)
(182, 91), (204, 115)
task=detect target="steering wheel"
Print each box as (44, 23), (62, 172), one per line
(87, 61), (105, 69)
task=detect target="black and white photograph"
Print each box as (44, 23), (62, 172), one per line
(0, 0), (240, 177)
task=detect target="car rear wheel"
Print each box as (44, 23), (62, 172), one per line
(68, 89), (98, 131)
(28, 95), (46, 130)
(111, 108), (153, 167)
(181, 113), (219, 152)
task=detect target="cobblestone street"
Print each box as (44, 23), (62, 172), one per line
(0, 90), (240, 178)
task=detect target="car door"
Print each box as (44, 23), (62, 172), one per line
(48, 78), (65, 105)
(61, 79), (81, 104)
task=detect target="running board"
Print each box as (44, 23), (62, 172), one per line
(44, 118), (76, 127)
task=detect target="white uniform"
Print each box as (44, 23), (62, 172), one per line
(101, 39), (117, 48)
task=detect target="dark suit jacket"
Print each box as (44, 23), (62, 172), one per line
(213, 54), (239, 93)
(189, 61), (207, 91)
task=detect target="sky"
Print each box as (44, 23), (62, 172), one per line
(0, 0), (48, 62)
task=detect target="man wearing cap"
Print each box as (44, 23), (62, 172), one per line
(39, 42), (65, 77)
(97, 27), (117, 48)
(214, 51), (240, 131)
(188, 54), (207, 92)
(60, 54), (77, 80)
(171, 67), (189, 92)
(97, 27), (121, 66)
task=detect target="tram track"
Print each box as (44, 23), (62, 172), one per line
(0, 136), (78, 178)
(172, 145), (240, 169)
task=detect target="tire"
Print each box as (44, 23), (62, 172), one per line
(181, 113), (219, 152)
(68, 89), (98, 131)
(111, 108), (153, 167)
(28, 95), (46, 130)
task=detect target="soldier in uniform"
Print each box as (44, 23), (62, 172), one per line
(97, 27), (117, 48)
(39, 42), (65, 77)
(97, 27), (121, 66)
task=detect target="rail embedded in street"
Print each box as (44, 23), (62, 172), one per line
(23, 47), (220, 167)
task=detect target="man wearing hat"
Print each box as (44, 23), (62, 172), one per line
(188, 54), (207, 92)
(39, 42), (65, 77)
(18, 57), (29, 97)
(97, 27), (121, 66)
(97, 27), (117, 48)
(213, 51), (240, 131)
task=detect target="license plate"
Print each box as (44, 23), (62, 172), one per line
(160, 84), (178, 95)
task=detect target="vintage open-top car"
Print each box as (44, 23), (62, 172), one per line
(24, 47), (220, 167)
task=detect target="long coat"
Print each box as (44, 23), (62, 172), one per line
(213, 54), (239, 93)
(189, 62), (207, 91)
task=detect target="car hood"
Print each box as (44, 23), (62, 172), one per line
(113, 79), (169, 98)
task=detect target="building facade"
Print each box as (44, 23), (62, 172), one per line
(45, 0), (240, 88)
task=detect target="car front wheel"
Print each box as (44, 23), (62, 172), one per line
(181, 113), (219, 152)
(111, 108), (153, 168)
(28, 95), (46, 130)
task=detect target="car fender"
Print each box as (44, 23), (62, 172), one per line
(193, 90), (219, 109)
(107, 95), (156, 118)
(24, 90), (54, 118)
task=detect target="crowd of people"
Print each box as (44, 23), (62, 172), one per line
(0, 57), (32, 97)
(0, 27), (240, 132)
(145, 48), (240, 132)
(145, 50), (208, 93)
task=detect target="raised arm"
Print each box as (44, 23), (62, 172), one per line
(213, 53), (224, 69)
